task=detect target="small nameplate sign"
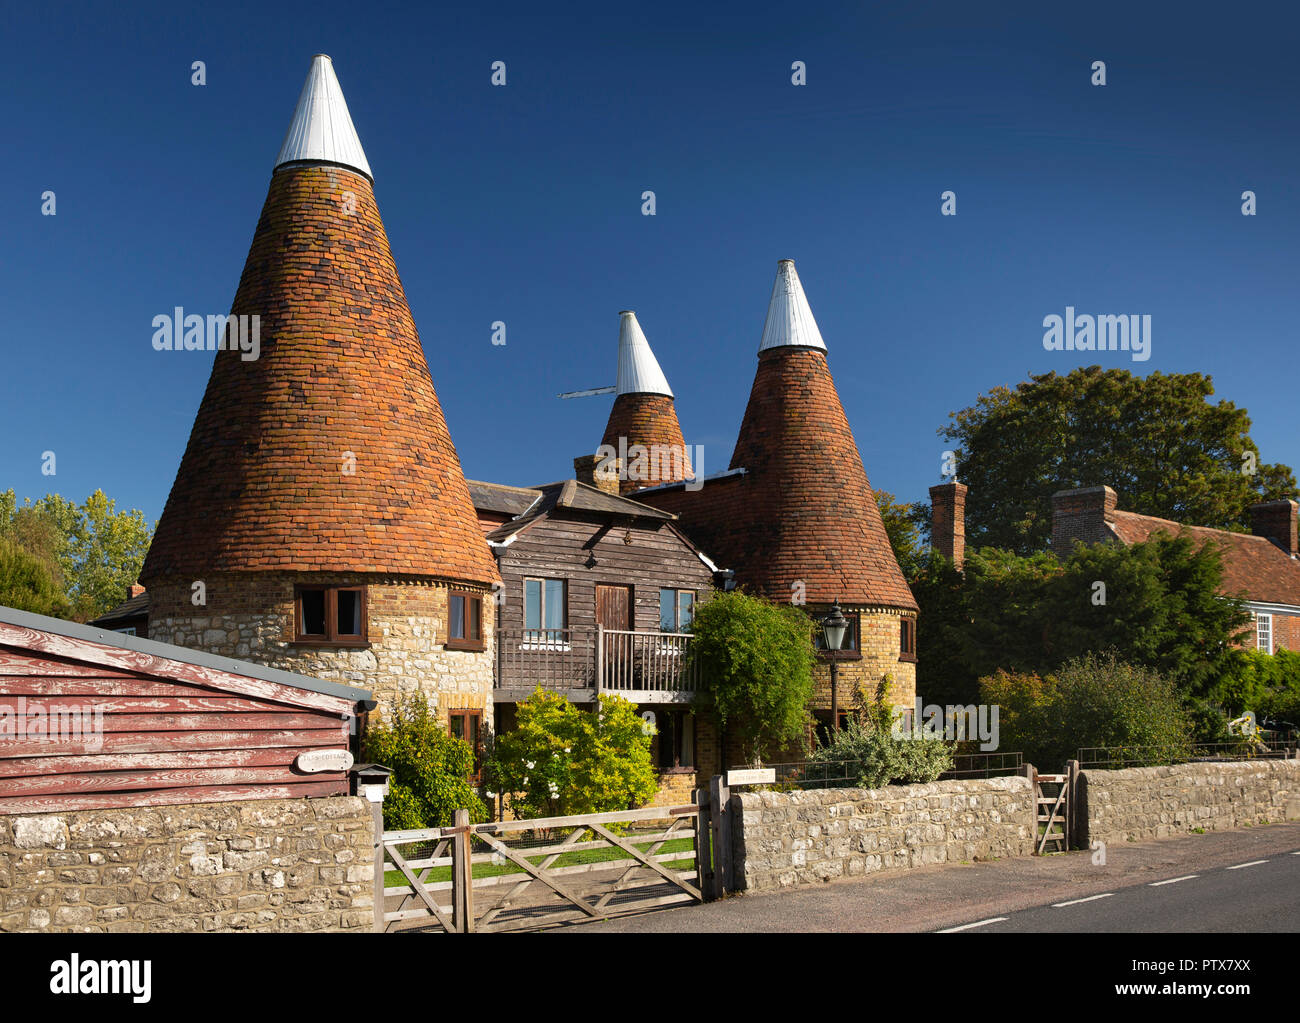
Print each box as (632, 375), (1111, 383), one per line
(296, 749), (354, 773)
(726, 768), (776, 786)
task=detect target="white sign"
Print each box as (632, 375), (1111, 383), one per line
(296, 749), (354, 773)
(726, 768), (776, 786)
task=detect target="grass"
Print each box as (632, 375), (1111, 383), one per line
(384, 835), (696, 889)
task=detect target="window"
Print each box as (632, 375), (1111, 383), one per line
(295, 586), (367, 645)
(448, 709), (483, 781)
(447, 590), (485, 651)
(652, 708), (696, 769)
(812, 710), (852, 750)
(659, 589), (695, 631)
(114, 627), (137, 636)
(524, 578), (566, 643)
(899, 616), (916, 662)
(1257, 612), (1273, 654)
(814, 611), (860, 659)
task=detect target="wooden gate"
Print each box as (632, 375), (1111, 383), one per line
(1025, 762), (1077, 854)
(378, 797), (711, 932)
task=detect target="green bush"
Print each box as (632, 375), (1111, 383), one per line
(687, 590), (816, 763)
(0, 536), (70, 618)
(1213, 648), (1300, 729)
(484, 690), (658, 820)
(980, 652), (1192, 769)
(807, 686), (954, 787)
(360, 694), (486, 830)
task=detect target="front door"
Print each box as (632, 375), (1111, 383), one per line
(596, 585), (633, 688)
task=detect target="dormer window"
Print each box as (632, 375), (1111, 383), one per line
(295, 586), (367, 646)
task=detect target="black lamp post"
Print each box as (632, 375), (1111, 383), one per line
(820, 600), (850, 734)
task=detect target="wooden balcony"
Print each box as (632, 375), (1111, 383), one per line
(495, 626), (700, 704)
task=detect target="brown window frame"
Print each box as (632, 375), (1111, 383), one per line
(446, 589), (486, 652)
(899, 616), (917, 663)
(815, 610), (863, 662)
(448, 708), (484, 782)
(293, 585), (368, 647)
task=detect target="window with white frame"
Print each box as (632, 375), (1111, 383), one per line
(1256, 612), (1273, 654)
(659, 589), (695, 631)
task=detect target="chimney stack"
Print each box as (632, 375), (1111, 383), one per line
(929, 482), (968, 570)
(1250, 499), (1298, 557)
(127, 583), (146, 599)
(574, 454), (622, 496)
(1051, 485), (1118, 554)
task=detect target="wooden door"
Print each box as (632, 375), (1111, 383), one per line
(596, 585), (633, 688)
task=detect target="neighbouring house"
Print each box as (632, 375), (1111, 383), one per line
(137, 55), (499, 727)
(1051, 486), (1300, 652)
(468, 466), (725, 797)
(0, 604), (373, 813)
(635, 260), (919, 754)
(88, 583), (149, 636)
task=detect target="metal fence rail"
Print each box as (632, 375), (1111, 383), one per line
(938, 751), (1024, 779)
(1076, 739), (1299, 770)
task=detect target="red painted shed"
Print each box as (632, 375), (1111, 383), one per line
(0, 605), (375, 813)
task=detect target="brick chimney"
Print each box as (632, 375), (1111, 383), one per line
(127, 583), (146, 599)
(929, 482), (967, 570)
(1051, 486), (1118, 554)
(574, 454), (622, 496)
(1250, 499), (1298, 557)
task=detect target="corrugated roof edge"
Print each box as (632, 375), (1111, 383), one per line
(0, 604), (376, 711)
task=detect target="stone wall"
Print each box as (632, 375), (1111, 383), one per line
(147, 573), (494, 720)
(732, 776), (1034, 891)
(0, 796), (375, 933)
(1081, 760), (1300, 845)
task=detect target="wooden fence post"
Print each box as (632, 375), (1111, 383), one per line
(1066, 759), (1080, 850)
(694, 787), (714, 900)
(371, 799), (385, 933)
(452, 808), (474, 933)
(709, 774), (731, 897)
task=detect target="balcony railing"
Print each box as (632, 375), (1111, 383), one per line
(495, 626), (699, 701)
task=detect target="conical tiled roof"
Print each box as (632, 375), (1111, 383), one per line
(600, 312), (691, 494)
(142, 60), (495, 585)
(636, 261), (915, 610)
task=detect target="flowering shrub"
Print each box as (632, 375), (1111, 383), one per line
(484, 689), (658, 820)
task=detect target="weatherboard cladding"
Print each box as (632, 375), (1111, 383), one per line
(140, 164), (497, 586)
(0, 606), (369, 813)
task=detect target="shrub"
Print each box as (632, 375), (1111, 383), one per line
(360, 694), (486, 830)
(484, 690), (658, 820)
(0, 536), (69, 618)
(807, 684), (953, 787)
(980, 652), (1192, 769)
(687, 590), (816, 763)
(1213, 648), (1300, 730)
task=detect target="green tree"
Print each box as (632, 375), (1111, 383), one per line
(687, 590), (816, 764)
(484, 690), (658, 820)
(938, 367), (1296, 554)
(0, 489), (154, 621)
(0, 536), (70, 617)
(875, 490), (929, 579)
(360, 695), (487, 830)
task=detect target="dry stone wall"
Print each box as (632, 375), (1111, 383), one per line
(0, 796), (374, 933)
(1081, 760), (1300, 845)
(732, 776), (1034, 891)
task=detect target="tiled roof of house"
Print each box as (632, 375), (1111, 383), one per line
(142, 58), (496, 587)
(484, 479), (676, 545)
(1109, 510), (1300, 608)
(87, 591), (150, 627)
(635, 261), (916, 611)
(466, 480), (541, 517)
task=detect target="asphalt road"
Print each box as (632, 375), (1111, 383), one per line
(570, 822), (1300, 933)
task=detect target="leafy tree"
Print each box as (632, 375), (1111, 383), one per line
(687, 590), (815, 763)
(807, 681), (953, 786)
(911, 536), (1250, 706)
(874, 490), (929, 579)
(484, 690), (657, 820)
(0, 489), (153, 621)
(0, 536), (70, 617)
(980, 653), (1192, 770)
(938, 367), (1296, 554)
(360, 694), (487, 830)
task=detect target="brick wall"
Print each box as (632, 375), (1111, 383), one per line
(1051, 485), (1118, 554)
(147, 573), (494, 720)
(0, 796), (374, 933)
(1081, 759), (1300, 845)
(731, 777), (1035, 891)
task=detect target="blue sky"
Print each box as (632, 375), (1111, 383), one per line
(4, 1), (1298, 525)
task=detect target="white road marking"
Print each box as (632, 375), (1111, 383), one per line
(1052, 893), (1114, 908)
(1149, 875), (1199, 886)
(1227, 860), (1269, 869)
(937, 917), (1008, 933)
